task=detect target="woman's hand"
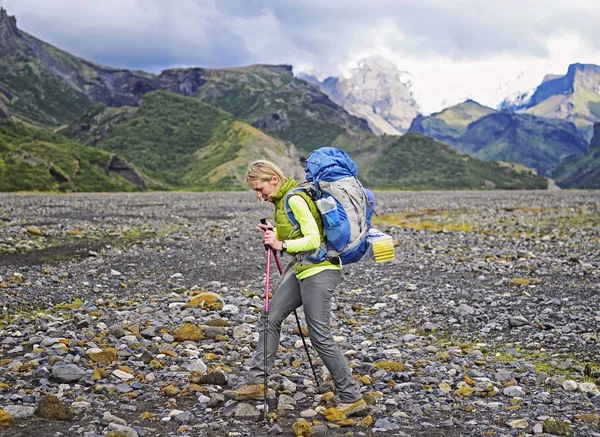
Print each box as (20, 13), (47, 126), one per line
(263, 229), (283, 251)
(258, 223), (283, 250)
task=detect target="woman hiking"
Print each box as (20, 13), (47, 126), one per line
(225, 159), (366, 416)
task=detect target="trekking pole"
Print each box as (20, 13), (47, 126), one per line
(263, 245), (271, 420)
(272, 251), (320, 385)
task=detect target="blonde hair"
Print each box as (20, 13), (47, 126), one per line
(246, 160), (285, 190)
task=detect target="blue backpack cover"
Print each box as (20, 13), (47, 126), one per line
(285, 147), (376, 265)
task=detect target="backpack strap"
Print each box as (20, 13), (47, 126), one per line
(283, 184), (328, 265)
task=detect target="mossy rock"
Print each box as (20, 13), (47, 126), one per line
(0, 409), (13, 427)
(186, 292), (224, 310)
(323, 407), (346, 422)
(508, 277), (541, 287)
(359, 415), (374, 427)
(173, 324), (205, 342)
(454, 386), (475, 397)
(35, 395), (74, 420)
(205, 319), (230, 327)
(199, 371), (227, 385)
(89, 348), (117, 363)
(293, 325), (309, 336)
(292, 418), (312, 436)
(543, 419), (573, 436)
(374, 361), (406, 372)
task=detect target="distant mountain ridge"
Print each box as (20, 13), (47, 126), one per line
(501, 63), (600, 140)
(0, 8), (550, 192)
(300, 56), (420, 135)
(408, 100), (496, 145)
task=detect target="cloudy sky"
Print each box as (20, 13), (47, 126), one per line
(2, 0), (600, 113)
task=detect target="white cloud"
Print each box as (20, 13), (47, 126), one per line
(2, 0), (600, 113)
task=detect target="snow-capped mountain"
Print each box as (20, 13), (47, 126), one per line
(299, 56), (420, 135)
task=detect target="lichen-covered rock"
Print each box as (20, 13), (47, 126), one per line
(35, 395), (74, 421)
(454, 386), (475, 397)
(89, 348), (117, 363)
(292, 418), (312, 436)
(0, 409), (13, 427)
(186, 292), (224, 310)
(359, 415), (374, 427)
(323, 407), (346, 422)
(199, 371), (227, 386)
(173, 324), (204, 342)
(374, 361), (406, 372)
(543, 419), (573, 436)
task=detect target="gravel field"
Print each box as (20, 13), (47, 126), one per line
(0, 190), (599, 437)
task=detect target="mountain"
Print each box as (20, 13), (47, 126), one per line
(0, 8), (551, 192)
(362, 133), (547, 190)
(552, 122), (600, 188)
(501, 63), (600, 140)
(407, 100), (495, 145)
(299, 56), (419, 135)
(163, 64), (371, 155)
(64, 91), (305, 189)
(0, 119), (145, 192)
(454, 112), (588, 176)
(0, 7), (155, 127)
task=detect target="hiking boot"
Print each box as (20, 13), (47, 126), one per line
(336, 398), (367, 416)
(224, 384), (265, 400)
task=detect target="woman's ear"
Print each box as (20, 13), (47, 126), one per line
(271, 175), (280, 185)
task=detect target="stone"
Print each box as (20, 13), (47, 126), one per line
(186, 292), (224, 310)
(26, 226), (42, 236)
(35, 395), (74, 420)
(507, 418), (529, 429)
(89, 348), (117, 363)
(323, 408), (346, 422)
(2, 405), (35, 419)
(562, 380), (578, 391)
(107, 422), (139, 437)
(373, 361), (406, 372)
(102, 412), (127, 426)
(0, 409), (13, 427)
(292, 418), (312, 436)
(373, 418), (399, 431)
(542, 419), (572, 436)
(508, 315), (529, 327)
(174, 324), (205, 342)
(51, 363), (86, 382)
(199, 371), (227, 385)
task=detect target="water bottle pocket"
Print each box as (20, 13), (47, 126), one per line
(325, 220), (350, 252)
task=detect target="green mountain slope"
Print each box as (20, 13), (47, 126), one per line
(67, 91), (304, 189)
(0, 120), (145, 192)
(159, 65), (372, 155)
(0, 8), (156, 127)
(552, 123), (600, 188)
(362, 133), (547, 190)
(454, 112), (588, 176)
(408, 100), (495, 145)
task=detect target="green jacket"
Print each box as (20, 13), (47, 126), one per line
(271, 178), (338, 277)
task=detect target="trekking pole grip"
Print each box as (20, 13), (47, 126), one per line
(260, 218), (272, 251)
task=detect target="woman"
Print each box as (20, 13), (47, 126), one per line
(227, 159), (366, 416)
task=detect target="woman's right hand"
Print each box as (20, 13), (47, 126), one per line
(258, 222), (274, 234)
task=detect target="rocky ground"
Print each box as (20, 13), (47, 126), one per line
(0, 190), (599, 437)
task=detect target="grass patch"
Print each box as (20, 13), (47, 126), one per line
(373, 210), (474, 233)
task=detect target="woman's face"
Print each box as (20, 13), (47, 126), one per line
(249, 176), (280, 202)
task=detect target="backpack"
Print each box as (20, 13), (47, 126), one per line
(284, 147), (376, 265)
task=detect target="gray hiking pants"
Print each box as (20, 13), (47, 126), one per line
(248, 269), (362, 403)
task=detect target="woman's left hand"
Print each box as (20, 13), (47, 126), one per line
(263, 230), (283, 251)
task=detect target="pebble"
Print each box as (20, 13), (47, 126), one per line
(1, 191), (599, 436)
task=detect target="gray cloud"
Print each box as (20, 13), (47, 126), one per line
(1, 0), (598, 76)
